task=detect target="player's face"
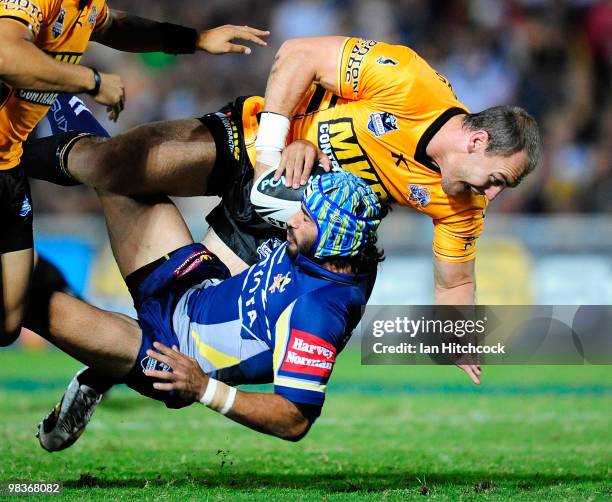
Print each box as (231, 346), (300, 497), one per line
(286, 206), (318, 258)
(443, 146), (527, 201)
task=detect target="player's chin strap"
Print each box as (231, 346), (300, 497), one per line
(199, 378), (237, 415)
(255, 112), (290, 168)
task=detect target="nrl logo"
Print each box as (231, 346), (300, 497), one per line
(368, 112), (398, 137)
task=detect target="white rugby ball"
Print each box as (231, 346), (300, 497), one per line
(251, 164), (330, 229)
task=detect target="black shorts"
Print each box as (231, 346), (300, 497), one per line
(0, 131), (87, 254)
(0, 166), (33, 253)
(199, 97), (285, 265)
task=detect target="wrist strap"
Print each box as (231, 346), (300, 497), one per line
(255, 112), (290, 152)
(255, 112), (290, 168)
(199, 378), (237, 416)
(87, 68), (101, 96)
(161, 22), (197, 55)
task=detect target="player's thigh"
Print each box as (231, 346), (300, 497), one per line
(70, 119), (217, 196)
(47, 292), (140, 377)
(0, 248), (33, 332)
(98, 192), (194, 278)
(0, 167), (34, 333)
(201, 228), (249, 276)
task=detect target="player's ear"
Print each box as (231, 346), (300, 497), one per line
(467, 130), (489, 154)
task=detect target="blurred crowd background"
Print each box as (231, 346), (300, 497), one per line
(32, 0), (612, 215)
(21, 0), (612, 325)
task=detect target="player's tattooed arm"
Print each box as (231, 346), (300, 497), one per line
(146, 343), (311, 441)
(0, 19), (124, 121)
(0, 20), (113, 94)
(92, 10), (269, 55)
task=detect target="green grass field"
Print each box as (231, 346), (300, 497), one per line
(1, 348), (610, 500)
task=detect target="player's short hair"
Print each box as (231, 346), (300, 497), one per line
(463, 106), (542, 182)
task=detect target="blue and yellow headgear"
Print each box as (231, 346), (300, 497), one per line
(302, 170), (383, 259)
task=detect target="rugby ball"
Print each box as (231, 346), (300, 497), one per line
(251, 164), (331, 229)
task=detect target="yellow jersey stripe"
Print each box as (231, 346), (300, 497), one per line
(272, 301), (295, 373)
(191, 330), (241, 369)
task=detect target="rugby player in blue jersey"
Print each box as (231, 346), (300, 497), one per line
(33, 168), (385, 451)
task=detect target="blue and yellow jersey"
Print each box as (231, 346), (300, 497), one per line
(241, 38), (488, 262)
(172, 242), (369, 412)
(0, 0), (109, 169)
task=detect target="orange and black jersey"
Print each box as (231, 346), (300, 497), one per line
(0, 0), (109, 170)
(242, 38), (488, 263)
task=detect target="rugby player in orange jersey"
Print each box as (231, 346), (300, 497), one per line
(24, 36), (541, 384)
(0, 0), (269, 347)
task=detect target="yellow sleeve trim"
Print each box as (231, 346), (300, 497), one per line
(433, 248), (477, 263)
(275, 376), (326, 393)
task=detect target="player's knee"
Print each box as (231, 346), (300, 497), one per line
(72, 137), (126, 192)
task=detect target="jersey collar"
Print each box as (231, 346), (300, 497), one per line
(294, 253), (364, 285)
(414, 107), (468, 173)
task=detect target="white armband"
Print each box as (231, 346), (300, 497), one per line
(255, 112), (290, 168)
(199, 378), (237, 416)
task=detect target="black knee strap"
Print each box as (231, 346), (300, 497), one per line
(21, 132), (93, 186)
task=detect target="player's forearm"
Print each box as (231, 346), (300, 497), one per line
(0, 39), (94, 92)
(92, 11), (163, 52)
(434, 281), (476, 305)
(92, 11), (194, 54)
(263, 40), (317, 116)
(224, 390), (310, 441)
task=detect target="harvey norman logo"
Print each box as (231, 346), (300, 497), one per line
(281, 329), (336, 378)
(290, 336), (334, 362)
